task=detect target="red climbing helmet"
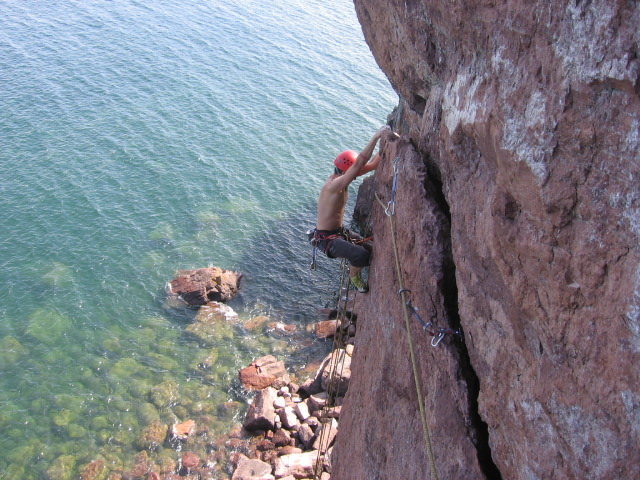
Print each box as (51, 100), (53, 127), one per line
(334, 150), (358, 173)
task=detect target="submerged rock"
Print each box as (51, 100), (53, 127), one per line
(185, 320), (235, 346)
(52, 409), (76, 427)
(136, 402), (161, 425)
(149, 380), (179, 409)
(0, 336), (28, 368)
(195, 301), (239, 323)
(66, 423), (87, 439)
(46, 454), (76, 480)
(109, 357), (147, 379)
(168, 267), (242, 305)
(181, 451), (200, 469)
(78, 459), (108, 480)
(244, 315), (270, 331)
(41, 262), (74, 287)
(136, 421), (167, 450)
(190, 349), (219, 372)
(171, 419), (196, 440)
(25, 308), (71, 345)
(126, 450), (152, 478)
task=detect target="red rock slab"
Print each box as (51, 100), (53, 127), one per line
(169, 267), (242, 305)
(239, 355), (290, 390)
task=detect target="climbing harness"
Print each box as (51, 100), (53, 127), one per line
(308, 228), (343, 270)
(313, 259), (358, 479)
(307, 227), (372, 270)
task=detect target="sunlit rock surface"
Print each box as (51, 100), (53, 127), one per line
(333, 1), (640, 479)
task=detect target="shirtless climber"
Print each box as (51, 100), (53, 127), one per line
(311, 125), (392, 292)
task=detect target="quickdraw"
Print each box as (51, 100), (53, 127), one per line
(401, 291), (461, 346)
(384, 157), (401, 216)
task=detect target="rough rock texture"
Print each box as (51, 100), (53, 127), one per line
(333, 1), (640, 479)
(239, 355), (291, 390)
(169, 267), (242, 305)
(232, 456), (275, 480)
(244, 387), (278, 432)
(273, 451), (318, 479)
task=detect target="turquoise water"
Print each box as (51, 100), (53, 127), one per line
(0, 0), (395, 477)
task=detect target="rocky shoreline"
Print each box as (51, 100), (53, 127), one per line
(98, 340), (350, 480)
(38, 267), (355, 480)
(66, 268), (350, 480)
(230, 349), (347, 479)
(231, 312), (352, 480)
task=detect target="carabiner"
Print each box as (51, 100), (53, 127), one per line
(431, 331), (446, 347)
(385, 200), (395, 217)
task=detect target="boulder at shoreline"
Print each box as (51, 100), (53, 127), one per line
(168, 266), (242, 305)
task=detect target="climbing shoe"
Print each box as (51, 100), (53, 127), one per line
(350, 273), (369, 293)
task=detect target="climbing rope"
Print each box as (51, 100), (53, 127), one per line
(374, 157), (440, 480)
(313, 259), (357, 478)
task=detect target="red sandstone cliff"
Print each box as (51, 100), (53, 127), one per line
(333, 1), (640, 479)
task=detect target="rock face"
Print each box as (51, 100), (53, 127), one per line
(333, 1), (640, 480)
(169, 267), (242, 305)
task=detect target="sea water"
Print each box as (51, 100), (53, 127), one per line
(0, 0), (396, 477)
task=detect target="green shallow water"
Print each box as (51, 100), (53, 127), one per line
(0, 0), (396, 477)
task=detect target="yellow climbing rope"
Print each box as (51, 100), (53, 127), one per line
(375, 184), (440, 480)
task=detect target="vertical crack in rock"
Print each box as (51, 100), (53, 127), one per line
(425, 161), (504, 480)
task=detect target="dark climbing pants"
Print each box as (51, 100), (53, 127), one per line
(325, 237), (371, 267)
